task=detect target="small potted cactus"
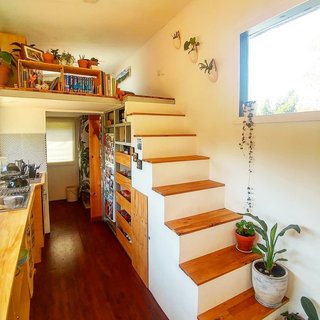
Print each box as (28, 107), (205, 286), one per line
(78, 55), (89, 68)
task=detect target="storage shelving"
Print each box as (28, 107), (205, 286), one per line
(102, 105), (132, 257)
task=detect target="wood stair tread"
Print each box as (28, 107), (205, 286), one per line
(165, 209), (241, 235)
(127, 112), (185, 117)
(153, 180), (224, 196)
(197, 288), (289, 320)
(133, 133), (196, 137)
(144, 155), (209, 164)
(180, 246), (261, 285)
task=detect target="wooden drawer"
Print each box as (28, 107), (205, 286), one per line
(116, 191), (131, 214)
(116, 227), (132, 258)
(115, 172), (131, 191)
(115, 151), (131, 168)
(116, 211), (131, 237)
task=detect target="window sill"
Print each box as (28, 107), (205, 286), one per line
(234, 111), (320, 124)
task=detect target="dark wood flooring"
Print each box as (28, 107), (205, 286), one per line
(30, 200), (168, 320)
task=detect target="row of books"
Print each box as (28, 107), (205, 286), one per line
(100, 71), (117, 97)
(64, 74), (96, 94)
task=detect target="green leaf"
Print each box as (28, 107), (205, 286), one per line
(270, 223), (278, 246)
(256, 243), (267, 252)
(301, 296), (319, 320)
(184, 41), (190, 51)
(243, 213), (268, 232)
(253, 225), (268, 243)
(252, 247), (263, 255)
(275, 258), (288, 262)
(274, 248), (287, 255)
(278, 224), (301, 237)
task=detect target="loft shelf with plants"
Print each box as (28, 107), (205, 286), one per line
(102, 105), (132, 257)
(17, 59), (102, 96)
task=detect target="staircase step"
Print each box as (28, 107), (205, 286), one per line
(153, 180), (224, 196)
(144, 155), (209, 163)
(180, 245), (260, 285)
(197, 288), (289, 320)
(165, 208), (241, 235)
(127, 112), (185, 117)
(134, 133), (196, 137)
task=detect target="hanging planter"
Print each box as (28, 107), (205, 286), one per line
(184, 37), (200, 63)
(172, 31), (181, 49)
(198, 58), (218, 82)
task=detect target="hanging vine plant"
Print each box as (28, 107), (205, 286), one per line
(239, 101), (256, 213)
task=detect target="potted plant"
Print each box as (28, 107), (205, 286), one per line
(243, 212), (301, 308)
(235, 219), (256, 252)
(0, 49), (16, 87)
(43, 50), (54, 63)
(184, 36), (200, 63)
(50, 49), (61, 64)
(198, 58), (218, 82)
(88, 57), (99, 68)
(78, 55), (89, 68)
(172, 31), (181, 49)
(60, 51), (75, 66)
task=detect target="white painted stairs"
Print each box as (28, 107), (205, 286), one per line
(124, 97), (289, 320)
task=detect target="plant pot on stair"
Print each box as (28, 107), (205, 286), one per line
(243, 212), (301, 308)
(235, 219), (256, 252)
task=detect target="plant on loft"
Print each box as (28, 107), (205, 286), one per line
(184, 36), (200, 63)
(0, 49), (17, 87)
(50, 49), (61, 64)
(60, 51), (75, 66)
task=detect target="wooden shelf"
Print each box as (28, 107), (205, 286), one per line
(115, 191), (131, 214)
(115, 172), (131, 191)
(116, 227), (132, 258)
(144, 155), (209, 164)
(116, 211), (131, 237)
(115, 151), (131, 168)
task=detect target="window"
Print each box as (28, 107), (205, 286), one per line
(46, 118), (75, 164)
(240, 0), (320, 116)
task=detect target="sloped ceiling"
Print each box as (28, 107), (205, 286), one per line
(0, 0), (192, 73)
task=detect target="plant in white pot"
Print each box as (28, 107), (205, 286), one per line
(184, 36), (200, 63)
(198, 58), (218, 82)
(243, 212), (301, 308)
(172, 31), (181, 49)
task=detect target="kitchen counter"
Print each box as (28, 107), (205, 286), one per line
(0, 173), (45, 320)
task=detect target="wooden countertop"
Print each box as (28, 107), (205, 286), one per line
(0, 173), (45, 320)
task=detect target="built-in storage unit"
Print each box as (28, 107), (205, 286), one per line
(102, 105), (132, 256)
(17, 59), (102, 96)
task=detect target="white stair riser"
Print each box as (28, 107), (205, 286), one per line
(164, 187), (225, 221)
(152, 160), (209, 187)
(132, 136), (197, 159)
(128, 115), (188, 135)
(179, 222), (237, 263)
(198, 264), (252, 314)
(125, 101), (179, 115)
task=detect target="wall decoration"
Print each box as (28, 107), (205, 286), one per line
(184, 37), (200, 63)
(198, 58), (218, 82)
(132, 152), (138, 162)
(171, 31), (181, 49)
(21, 44), (44, 62)
(137, 159), (142, 170)
(116, 66), (131, 83)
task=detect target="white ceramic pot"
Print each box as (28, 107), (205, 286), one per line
(208, 69), (218, 82)
(188, 49), (198, 63)
(252, 259), (288, 308)
(173, 37), (181, 49)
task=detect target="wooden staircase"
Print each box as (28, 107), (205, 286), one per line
(126, 98), (289, 320)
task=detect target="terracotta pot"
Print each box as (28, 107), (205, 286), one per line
(252, 259), (288, 308)
(0, 64), (11, 87)
(235, 232), (255, 252)
(78, 59), (89, 68)
(43, 52), (54, 64)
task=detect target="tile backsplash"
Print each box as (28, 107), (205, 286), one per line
(0, 134), (47, 171)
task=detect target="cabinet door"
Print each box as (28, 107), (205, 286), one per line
(131, 188), (148, 287)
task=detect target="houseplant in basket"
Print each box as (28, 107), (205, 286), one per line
(235, 219), (256, 252)
(243, 212), (301, 308)
(0, 49), (16, 87)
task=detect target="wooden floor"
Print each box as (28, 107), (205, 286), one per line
(30, 200), (168, 320)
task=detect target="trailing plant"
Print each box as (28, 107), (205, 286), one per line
(235, 219), (255, 236)
(198, 59), (216, 74)
(239, 101), (256, 213)
(0, 49), (16, 69)
(243, 212), (301, 274)
(301, 296), (319, 320)
(184, 37), (200, 53)
(171, 31), (180, 39)
(60, 51), (75, 64)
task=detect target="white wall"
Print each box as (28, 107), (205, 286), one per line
(117, 0), (320, 315)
